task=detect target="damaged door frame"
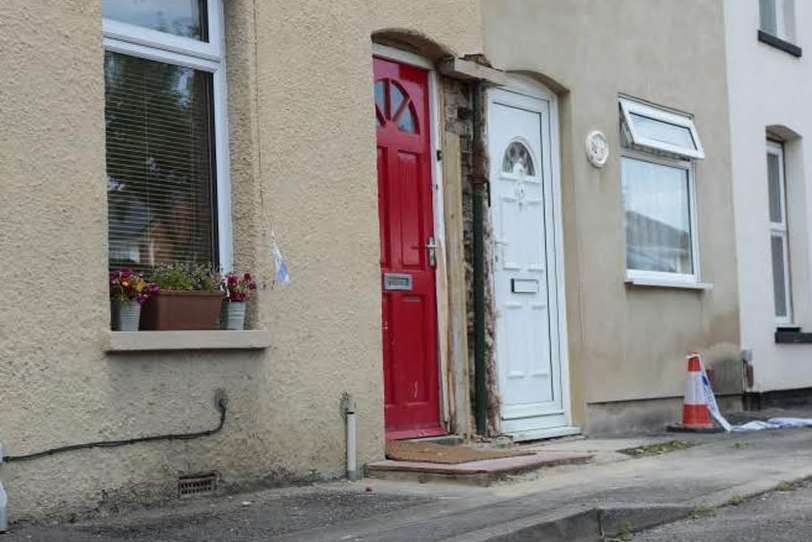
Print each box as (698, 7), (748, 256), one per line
(372, 43), (452, 435)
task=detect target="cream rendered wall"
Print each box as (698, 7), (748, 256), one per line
(482, 0), (740, 427)
(0, 0), (482, 521)
(725, 1), (812, 392)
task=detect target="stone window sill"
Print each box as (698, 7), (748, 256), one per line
(775, 327), (812, 344)
(106, 330), (272, 352)
(624, 276), (713, 291)
(758, 30), (802, 58)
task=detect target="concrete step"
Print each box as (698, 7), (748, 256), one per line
(366, 451), (593, 486)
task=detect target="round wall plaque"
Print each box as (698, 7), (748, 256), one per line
(585, 130), (609, 168)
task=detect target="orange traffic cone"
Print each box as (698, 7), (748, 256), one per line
(668, 353), (723, 433)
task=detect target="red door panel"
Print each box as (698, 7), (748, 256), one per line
(374, 56), (443, 440)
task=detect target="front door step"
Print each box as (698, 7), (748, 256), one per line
(366, 451), (592, 486)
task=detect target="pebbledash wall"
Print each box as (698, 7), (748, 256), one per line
(481, 0), (742, 433)
(0, 0), (483, 522)
(725, 1), (812, 398)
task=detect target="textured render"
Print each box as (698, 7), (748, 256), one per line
(481, 0), (741, 425)
(725, 1), (812, 392)
(0, 0), (483, 521)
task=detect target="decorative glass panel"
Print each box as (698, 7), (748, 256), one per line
(502, 142), (535, 175)
(105, 51), (216, 272)
(390, 83), (406, 118)
(629, 113), (695, 150)
(397, 104), (417, 133)
(103, 0), (208, 41)
(374, 81), (386, 115)
(623, 158), (693, 275)
(772, 233), (789, 318)
(767, 152), (783, 224)
(374, 78), (419, 134)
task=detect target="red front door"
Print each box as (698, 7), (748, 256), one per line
(374, 56), (443, 440)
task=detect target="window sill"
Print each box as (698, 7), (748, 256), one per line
(106, 330), (272, 353)
(775, 327), (812, 344)
(624, 276), (713, 291)
(758, 30), (802, 58)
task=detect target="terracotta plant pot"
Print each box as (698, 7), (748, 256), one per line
(141, 290), (225, 331)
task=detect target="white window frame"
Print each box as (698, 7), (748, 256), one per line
(621, 150), (702, 287)
(102, 0), (233, 272)
(761, 0), (794, 42)
(768, 141), (793, 324)
(620, 98), (705, 160)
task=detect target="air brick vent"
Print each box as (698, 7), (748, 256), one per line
(178, 473), (218, 498)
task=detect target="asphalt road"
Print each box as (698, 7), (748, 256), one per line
(635, 482), (812, 542)
(2, 489), (435, 542)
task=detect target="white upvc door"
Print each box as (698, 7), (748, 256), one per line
(488, 85), (574, 441)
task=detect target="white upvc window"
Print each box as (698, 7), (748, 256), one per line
(620, 98), (705, 160)
(767, 141), (793, 323)
(102, 0), (232, 273)
(620, 98), (703, 287)
(760, 0), (796, 43)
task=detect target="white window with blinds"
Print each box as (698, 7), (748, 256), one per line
(767, 141), (792, 323)
(620, 98), (703, 287)
(103, 0), (232, 273)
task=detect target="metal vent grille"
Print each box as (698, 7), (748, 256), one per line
(178, 473), (218, 498)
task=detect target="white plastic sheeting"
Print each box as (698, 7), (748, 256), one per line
(732, 417), (812, 432)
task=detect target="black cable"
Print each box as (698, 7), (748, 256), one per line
(4, 397), (227, 463)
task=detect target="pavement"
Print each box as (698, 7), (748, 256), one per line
(4, 414), (812, 541)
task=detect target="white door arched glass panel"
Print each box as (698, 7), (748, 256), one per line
(502, 141), (536, 176)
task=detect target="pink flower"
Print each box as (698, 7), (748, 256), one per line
(243, 272), (252, 282)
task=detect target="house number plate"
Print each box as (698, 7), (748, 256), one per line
(511, 278), (539, 294)
(383, 273), (413, 291)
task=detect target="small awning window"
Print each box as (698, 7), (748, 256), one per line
(620, 98), (705, 159)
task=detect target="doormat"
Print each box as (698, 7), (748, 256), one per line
(385, 441), (534, 464)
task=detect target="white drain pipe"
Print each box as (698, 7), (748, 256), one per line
(341, 394), (359, 481)
(0, 443), (7, 533)
(0, 481), (7, 533)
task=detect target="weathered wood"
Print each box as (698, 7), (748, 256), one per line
(442, 132), (472, 436)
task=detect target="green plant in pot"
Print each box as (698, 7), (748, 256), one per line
(141, 263), (224, 330)
(221, 272), (258, 330)
(109, 269), (159, 331)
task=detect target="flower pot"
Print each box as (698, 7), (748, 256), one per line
(140, 290), (225, 331)
(111, 299), (141, 331)
(222, 301), (247, 330)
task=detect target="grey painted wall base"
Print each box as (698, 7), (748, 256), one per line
(585, 395), (743, 435)
(744, 387), (812, 410)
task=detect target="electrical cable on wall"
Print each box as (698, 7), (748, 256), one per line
(3, 392), (228, 464)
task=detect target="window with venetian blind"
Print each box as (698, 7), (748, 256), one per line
(102, 0), (231, 273)
(619, 98), (704, 286)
